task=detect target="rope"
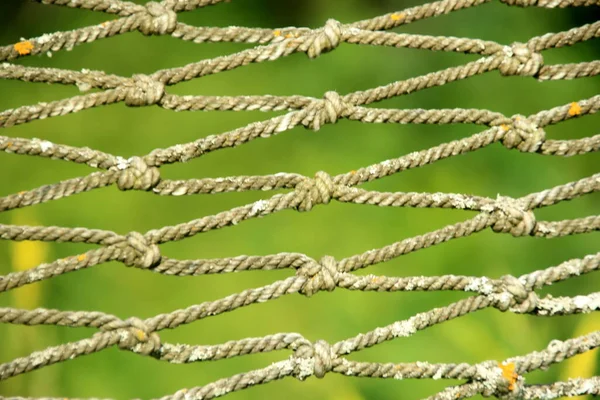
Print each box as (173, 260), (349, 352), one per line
(0, 0), (599, 399)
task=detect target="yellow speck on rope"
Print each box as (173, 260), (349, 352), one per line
(285, 33), (293, 39)
(568, 102), (581, 116)
(273, 30), (281, 37)
(390, 13), (404, 21)
(134, 329), (147, 341)
(499, 362), (518, 391)
(500, 124), (510, 131)
(77, 254), (87, 262)
(14, 41), (34, 55)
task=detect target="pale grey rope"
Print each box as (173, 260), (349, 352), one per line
(2, 18), (599, 127)
(1, 0), (599, 399)
(0, 253), (597, 382)
(3, 0), (597, 63)
(0, 169), (597, 293)
(1, 93), (598, 212)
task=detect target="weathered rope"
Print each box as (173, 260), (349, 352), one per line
(1, 0), (598, 399)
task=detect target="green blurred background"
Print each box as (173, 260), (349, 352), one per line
(0, 0), (599, 398)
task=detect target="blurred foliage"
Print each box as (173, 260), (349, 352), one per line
(0, 0), (599, 399)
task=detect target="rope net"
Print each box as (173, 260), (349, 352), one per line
(1, 0), (599, 398)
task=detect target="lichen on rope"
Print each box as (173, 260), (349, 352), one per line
(0, 0), (599, 399)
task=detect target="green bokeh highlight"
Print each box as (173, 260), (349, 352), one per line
(0, 1), (598, 399)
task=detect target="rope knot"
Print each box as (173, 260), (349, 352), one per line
(302, 91), (349, 131)
(139, 1), (177, 35)
(124, 74), (165, 107)
(298, 256), (339, 296)
(294, 171), (335, 212)
(489, 196), (537, 237)
(499, 43), (543, 77)
(116, 317), (161, 355)
(294, 340), (334, 379)
(501, 115), (545, 153)
(122, 231), (161, 268)
(307, 19), (343, 58)
(493, 276), (539, 313)
(116, 156), (161, 191)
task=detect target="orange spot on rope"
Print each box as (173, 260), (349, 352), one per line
(273, 30), (281, 37)
(499, 362), (518, 391)
(18, 191), (26, 196)
(14, 41), (34, 55)
(350, 170), (357, 174)
(500, 124), (510, 131)
(390, 13), (404, 21)
(77, 254), (87, 262)
(285, 33), (293, 39)
(6, 141), (12, 147)
(568, 102), (581, 116)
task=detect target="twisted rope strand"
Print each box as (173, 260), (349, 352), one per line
(0, 0), (598, 399)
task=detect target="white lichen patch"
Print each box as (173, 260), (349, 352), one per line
(573, 294), (600, 312)
(189, 346), (211, 362)
(449, 194), (476, 209)
(431, 192), (444, 203)
(212, 387), (230, 397)
(40, 140), (53, 152)
(433, 368), (444, 380)
(292, 356), (314, 380)
(391, 319), (417, 337)
(476, 364), (503, 391)
(381, 159), (393, 168)
(116, 156), (129, 170)
(536, 223), (555, 235)
(405, 277), (428, 291)
(563, 259), (582, 276)
(340, 358), (354, 375)
(250, 199), (268, 216)
(27, 268), (45, 283)
(339, 341), (354, 354)
(465, 277), (494, 295)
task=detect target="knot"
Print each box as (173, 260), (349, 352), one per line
(501, 115), (546, 152)
(490, 196), (537, 237)
(493, 276), (539, 313)
(124, 74), (165, 107)
(302, 91), (349, 131)
(138, 1), (177, 35)
(295, 340), (334, 379)
(122, 231), (161, 268)
(116, 156), (161, 191)
(312, 340), (333, 378)
(115, 317), (161, 355)
(499, 43), (543, 77)
(298, 256), (339, 296)
(307, 19), (343, 58)
(294, 171), (335, 212)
